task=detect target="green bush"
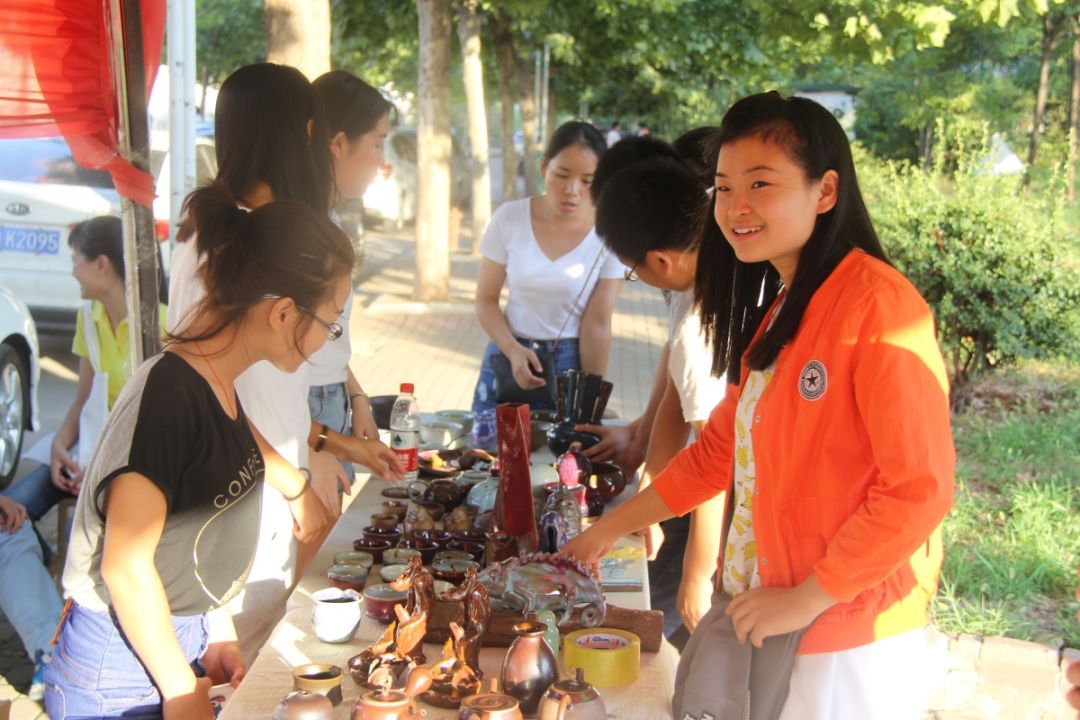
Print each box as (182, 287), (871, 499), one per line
(855, 140), (1080, 405)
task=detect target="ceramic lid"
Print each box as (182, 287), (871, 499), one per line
(462, 693), (520, 713)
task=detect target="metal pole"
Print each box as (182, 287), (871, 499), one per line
(167, 0), (196, 245)
(533, 50), (541, 148)
(107, 0), (161, 366)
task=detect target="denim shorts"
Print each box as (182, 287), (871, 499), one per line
(471, 337), (580, 415)
(308, 381), (356, 483)
(44, 603), (208, 719)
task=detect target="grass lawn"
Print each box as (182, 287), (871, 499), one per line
(932, 362), (1080, 648)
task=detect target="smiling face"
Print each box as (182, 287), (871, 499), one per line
(713, 134), (837, 285)
(542, 144), (599, 218)
(331, 112), (391, 200)
(71, 249), (118, 300)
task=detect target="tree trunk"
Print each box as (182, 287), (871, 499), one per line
(456, 0), (491, 255)
(415, 0), (452, 301)
(545, 67), (557, 143)
(492, 13), (518, 204)
(264, 0), (330, 80)
(519, 57), (539, 196)
(1068, 21), (1080, 203)
(1027, 14), (1066, 179)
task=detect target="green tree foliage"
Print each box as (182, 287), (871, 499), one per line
(857, 138), (1080, 403)
(196, 0), (266, 90)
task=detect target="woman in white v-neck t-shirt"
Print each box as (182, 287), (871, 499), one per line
(472, 122), (626, 414)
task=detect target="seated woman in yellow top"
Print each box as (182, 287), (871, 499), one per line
(0, 215), (167, 560)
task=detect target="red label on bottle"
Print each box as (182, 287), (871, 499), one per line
(394, 447), (418, 472)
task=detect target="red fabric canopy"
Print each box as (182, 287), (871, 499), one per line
(0, 0), (165, 207)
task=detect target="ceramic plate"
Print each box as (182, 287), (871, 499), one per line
(380, 485), (411, 499)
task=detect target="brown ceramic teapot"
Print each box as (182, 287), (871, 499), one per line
(352, 666), (432, 720)
(455, 679), (524, 720)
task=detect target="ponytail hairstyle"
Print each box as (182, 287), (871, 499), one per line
(178, 63), (333, 246)
(170, 182), (354, 351)
(312, 70), (395, 141)
(695, 91), (888, 379)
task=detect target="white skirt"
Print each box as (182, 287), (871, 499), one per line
(779, 628), (929, 720)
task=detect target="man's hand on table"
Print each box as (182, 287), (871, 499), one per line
(343, 437), (406, 481)
(309, 450), (349, 517)
(574, 423), (645, 478)
(201, 640), (246, 688)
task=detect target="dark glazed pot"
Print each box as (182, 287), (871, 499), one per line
(500, 621), (558, 717)
(588, 462), (626, 503)
(545, 423), (601, 457)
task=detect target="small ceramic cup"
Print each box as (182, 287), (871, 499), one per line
(292, 662), (344, 706)
(363, 525), (402, 546)
(353, 537), (393, 565)
(434, 549), (474, 563)
(332, 550), (373, 569)
(380, 563), (410, 583)
(382, 499), (409, 520)
(310, 588), (362, 644)
(326, 564), (368, 593)
(396, 538), (438, 565)
(414, 529), (452, 549)
(383, 547), (422, 567)
(447, 539), (485, 563)
(431, 558), (481, 584)
(363, 583), (408, 623)
(370, 512), (400, 529)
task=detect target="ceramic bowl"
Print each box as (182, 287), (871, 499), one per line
(419, 420), (465, 448)
(332, 551), (373, 569)
(433, 579), (455, 596)
(417, 501), (447, 522)
(379, 563), (409, 583)
(362, 525), (402, 545)
(414, 529), (452, 549)
(431, 558), (481, 584)
(326, 564), (368, 593)
(396, 538), (438, 565)
(465, 477), (499, 513)
(352, 537), (393, 564)
(447, 539), (485, 562)
(435, 409), (474, 435)
(363, 583), (408, 623)
(383, 547), (422, 567)
(292, 663), (343, 701)
(546, 425), (602, 457)
(433, 549), (474, 563)
(370, 512), (399, 529)
(450, 529), (487, 544)
(382, 499), (409, 520)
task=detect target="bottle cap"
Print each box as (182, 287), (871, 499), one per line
(400, 383), (414, 393)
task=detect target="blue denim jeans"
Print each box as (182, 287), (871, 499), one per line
(1, 462), (74, 563)
(471, 338), (581, 415)
(45, 603), (208, 719)
(308, 381), (356, 483)
(0, 520), (63, 659)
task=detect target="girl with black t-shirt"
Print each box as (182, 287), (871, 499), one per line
(46, 184), (354, 720)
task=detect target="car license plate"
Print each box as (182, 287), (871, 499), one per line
(0, 225), (61, 254)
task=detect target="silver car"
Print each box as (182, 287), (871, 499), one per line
(0, 286), (40, 487)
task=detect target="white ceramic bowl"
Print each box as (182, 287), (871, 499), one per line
(419, 420), (466, 448)
(435, 409), (474, 434)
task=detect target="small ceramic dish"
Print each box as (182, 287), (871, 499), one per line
(419, 420), (465, 448)
(326, 564), (368, 593)
(435, 409), (474, 434)
(381, 484), (411, 500)
(332, 550), (373, 569)
(352, 537), (393, 564)
(362, 525), (402, 545)
(396, 537), (438, 565)
(363, 583), (408, 623)
(379, 563), (409, 583)
(383, 547), (421, 567)
(431, 558), (481, 584)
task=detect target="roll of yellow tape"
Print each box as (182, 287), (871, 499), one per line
(563, 628), (641, 688)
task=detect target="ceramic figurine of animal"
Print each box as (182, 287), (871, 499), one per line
(477, 552), (606, 626)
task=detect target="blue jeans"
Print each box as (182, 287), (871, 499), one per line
(471, 338), (581, 415)
(45, 603), (208, 719)
(308, 382), (356, 483)
(0, 520), (63, 659)
(1, 462), (74, 564)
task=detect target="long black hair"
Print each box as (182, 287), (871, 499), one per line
(312, 70), (395, 141)
(198, 63), (333, 232)
(542, 121), (607, 166)
(695, 91), (888, 379)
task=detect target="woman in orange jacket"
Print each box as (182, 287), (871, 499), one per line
(563, 92), (955, 720)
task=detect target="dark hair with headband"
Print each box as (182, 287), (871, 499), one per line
(171, 182), (354, 348)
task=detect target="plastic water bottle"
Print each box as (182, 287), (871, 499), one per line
(390, 382), (420, 481)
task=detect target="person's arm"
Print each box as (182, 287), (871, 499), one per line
(577, 278), (622, 376)
(475, 258), (545, 390)
(100, 472), (213, 718)
(577, 344), (669, 474)
(49, 357), (94, 491)
(636, 372), (691, 558)
(202, 606), (245, 688)
(677, 419), (725, 632)
(561, 483), (675, 568)
(249, 421), (331, 543)
(346, 367), (378, 440)
(308, 422), (404, 482)
(0, 496), (27, 532)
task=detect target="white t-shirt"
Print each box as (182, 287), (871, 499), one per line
(480, 198), (625, 340)
(665, 289), (726, 423)
(606, 129), (621, 146)
(307, 292), (352, 387)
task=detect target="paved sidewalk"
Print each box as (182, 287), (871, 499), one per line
(3, 226), (1076, 720)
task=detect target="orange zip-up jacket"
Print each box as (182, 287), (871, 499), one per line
(652, 250), (955, 655)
